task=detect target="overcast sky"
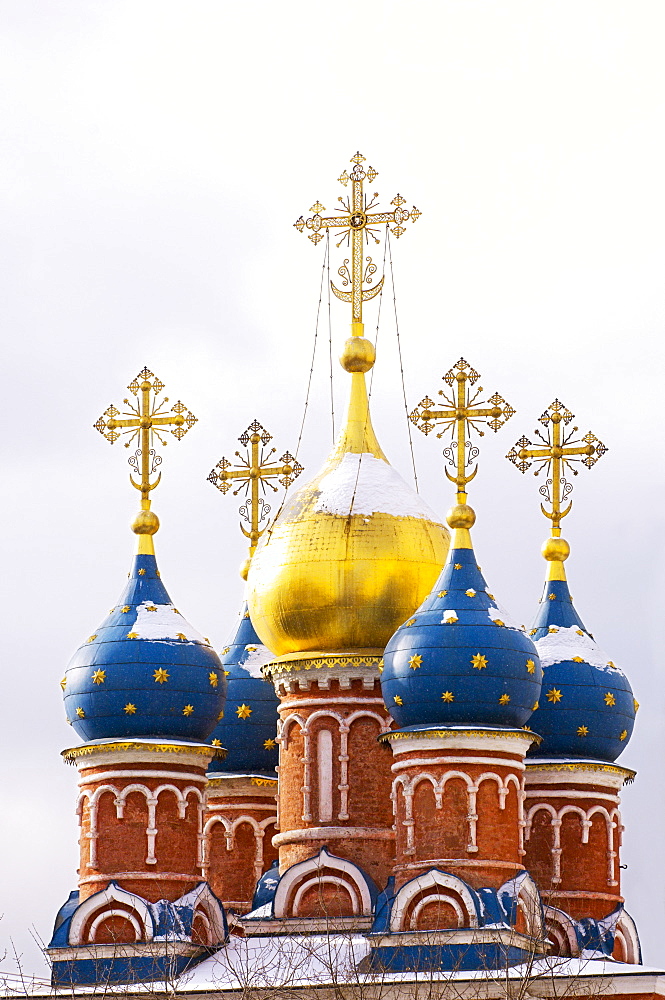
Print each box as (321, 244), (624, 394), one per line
(1, 0), (664, 977)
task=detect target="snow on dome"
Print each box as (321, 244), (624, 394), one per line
(535, 625), (624, 674)
(242, 642), (274, 679)
(488, 604), (525, 631)
(132, 601), (207, 643)
(313, 452), (442, 521)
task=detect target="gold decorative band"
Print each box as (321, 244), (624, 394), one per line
(526, 760), (635, 779)
(62, 741), (222, 764)
(381, 728), (542, 745)
(263, 650), (384, 677)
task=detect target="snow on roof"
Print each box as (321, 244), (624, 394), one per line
(313, 452), (443, 521)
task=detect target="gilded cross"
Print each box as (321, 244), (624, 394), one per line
(409, 358), (515, 504)
(506, 399), (606, 531)
(208, 420), (303, 556)
(94, 367), (197, 508)
(294, 151), (421, 335)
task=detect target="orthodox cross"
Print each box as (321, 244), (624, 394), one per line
(294, 151), (421, 335)
(506, 400), (606, 533)
(94, 366), (197, 509)
(409, 358), (515, 504)
(208, 420), (303, 556)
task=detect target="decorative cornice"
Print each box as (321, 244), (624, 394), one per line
(382, 728), (541, 745)
(526, 760), (635, 780)
(263, 650), (383, 677)
(63, 740), (222, 766)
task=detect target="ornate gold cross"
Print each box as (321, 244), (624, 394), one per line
(410, 358), (515, 504)
(506, 400), (606, 532)
(94, 367), (197, 509)
(294, 151), (421, 335)
(208, 420), (303, 561)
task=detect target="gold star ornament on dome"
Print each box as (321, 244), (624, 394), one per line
(294, 151), (421, 335)
(263, 738), (277, 750)
(94, 367), (197, 554)
(236, 704), (252, 719)
(471, 653), (488, 671)
(409, 654), (423, 670)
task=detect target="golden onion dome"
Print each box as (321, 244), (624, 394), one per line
(247, 337), (450, 656)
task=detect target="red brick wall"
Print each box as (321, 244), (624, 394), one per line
(391, 743), (526, 890)
(275, 673), (395, 896)
(524, 769), (623, 920)
(204, 777), (278, 913)
(76, 756), (208, 903)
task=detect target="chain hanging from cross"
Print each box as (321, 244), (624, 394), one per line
(506, 400), (607, 532)
(94, 367), (197, 508)
(409, 359), (515, 505)
(208, 420), (303, 556)
(294, 151), (421, 335)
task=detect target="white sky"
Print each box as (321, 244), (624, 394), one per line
(1, 0), (664, 976)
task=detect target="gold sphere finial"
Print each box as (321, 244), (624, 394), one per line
(446, 503), (476, 529)
(340, 337), (375, 373)
(542, 536), (570, 562)
(132, 509), (160, 536)
(240, 557), (251, 581)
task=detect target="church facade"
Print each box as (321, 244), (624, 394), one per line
(45, 154), (658, 997)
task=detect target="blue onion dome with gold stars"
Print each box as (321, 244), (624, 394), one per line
(207, 602), (279, 776)
(381, 505), (542, 729)
(526, 538), (636, 762)
(62, 547), (227, 743)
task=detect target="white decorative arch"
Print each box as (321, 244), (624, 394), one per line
(292, 875), (360, 916)
(69, 884), (153, 946)
(393, 768), (520, 856)
(279, 713), (307, 750)
(614, 910), (641, 964)
(525, 800), (621, 886)
(544, 905), (579, 957)
(88, 908), (143, 943)
(273, 848), (373, 918)
(390, 870), (478, 932)
(511, 872), (544, 938)
(179, 882), (227, 944)
(202, 813), (276, 882)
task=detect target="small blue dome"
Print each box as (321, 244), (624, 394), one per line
(528, 576), (635, 762)
(382, 543), (542, 729)
(208, 603), (279, 776)
(63, 553), (226, 742)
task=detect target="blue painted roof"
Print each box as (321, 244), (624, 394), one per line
(381, 543), (542, 729)
(62, 552), (226, 742)
(528, 575), (635, 762)
(207, 603), (279, 776)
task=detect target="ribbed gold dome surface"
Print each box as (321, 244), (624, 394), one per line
(247, 370), (450, 655)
